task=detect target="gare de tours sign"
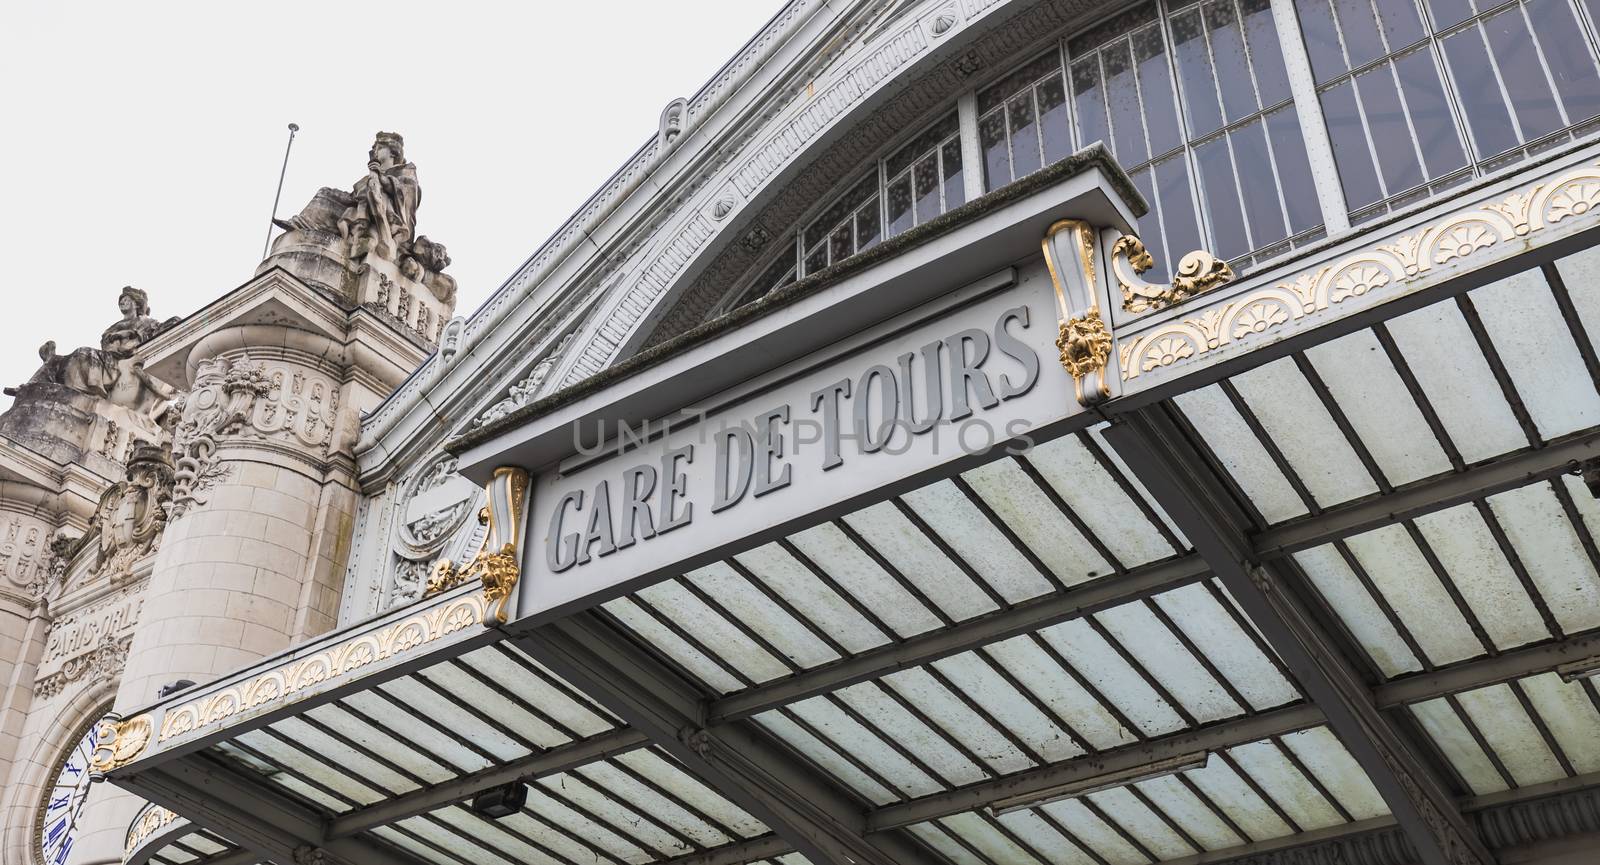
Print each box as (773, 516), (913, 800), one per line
(458, 165), (1142, 623)
(523, 262), (1089, 620)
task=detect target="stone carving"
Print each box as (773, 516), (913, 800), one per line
(477, 332), (575, 426)
(1057, 312), (1113, 405)
(41, 531), (79, 597)
(89, 442), (174, 581)
(659, 98), (688, 148)
(253, 365), (340, 454)
(170, 357), (271, 519)
(0, 518), (49, 597)
(35, 637), (131, 701)
(278, 132), (419, 263)
(400, 235), (457, 305)
(438, 317), (465, 363)
(9, 286), (177, 421)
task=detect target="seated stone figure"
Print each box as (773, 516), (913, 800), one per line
(21, 286), (176, 418)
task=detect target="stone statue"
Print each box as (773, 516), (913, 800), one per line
(340, 131), (420, 262)
(16, 287), (177, 420)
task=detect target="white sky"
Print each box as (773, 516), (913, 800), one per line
(0, 1), (783, 403)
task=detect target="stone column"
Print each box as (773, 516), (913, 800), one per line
(73, 292), (423, 864)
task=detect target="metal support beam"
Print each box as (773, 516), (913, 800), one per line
(711, 552), (1210, 721)
(1103, 406), (1498, 865)
(1254, 429), (1600, 557)
(511, 612), (942, 865)
(119, 754), (427, 865)
(328, 726), (650, 837)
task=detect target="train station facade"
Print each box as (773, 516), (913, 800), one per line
(6, 2), (1600, 865)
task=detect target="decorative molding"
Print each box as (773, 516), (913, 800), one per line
(170, 357), (271, 518)
(90, 713), (152, 774)
(1113, 234), (1235, 313)
(124, 803), (179, 863)
(1041, 218), (1114, 406)
(425, 467), (528, 625)
(1117, 160), (1600, 381)
(477, 332), (575, 427)
(36, 636), (132, 702)
(155, 592), (487, 745)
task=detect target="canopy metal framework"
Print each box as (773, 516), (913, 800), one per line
(108, 148), (1600, 865)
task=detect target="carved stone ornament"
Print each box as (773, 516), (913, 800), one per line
(8, 286), (179, 418)
(476, 332), (575, 427)
(89, 442), (175, 582)
(425, 467), (527, 625)
(1113, 234), (1236, 313)
(89, 713), (152, 774)
(170, 357), (271, 519)
(1041, 218), (1116, 406)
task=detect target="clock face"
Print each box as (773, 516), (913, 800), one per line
(36, 715), (105, 865)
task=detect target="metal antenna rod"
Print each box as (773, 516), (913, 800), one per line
(262, 122), (300, 260)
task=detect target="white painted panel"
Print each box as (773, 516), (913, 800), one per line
(1278, 727), (1388, 820)
(1455, 684), (1566, 788)
(1520, 672), (1600, 775)
(685, 562), (841, 670)
(941, 812), (1049, 864)
(1086, 786), (1194, 859)
(842, 501), (999, 622)
(1303, 328), (1453, 485)
(1229, 358), (1378, 507)
(994, 809), (1101, 864)
(1471, 269), (1600, 439)
(963, 457), (1111, 585)
(1025, 434), (1177, 567)
(1037, 798), (1147, 865)
(510, 789), (657, 863)
(1488, 481), (1600, 634)
(475, 647), (619, 734)
(1554, 245), (1600, 343)
(1038, 619), (1188, 736)
(305, 703), (457, 785)
(930, 651), (1085, 764)
(379, 677), (530, 762)
(397, 814), (533, 865)
(577, 760), (733, 847)
(1152, 583), (1299, 710)
(1294, 544), (1423, 677)
(616, 749), (766, 838)
(275, 716), (422, 796)
(425, 661), (574, 750)
(903, 480), (1057, 603)
(1409, 698), (1508, 796)
(603, 597), (744, 694)
(1086, 424), (1191, 549)
(439, 806), (602, 865)
(1226, 741), (1344, 830)
(908, 822), (986, 865)
(1173, 385), (1309, 523)
(1133, 775), (1244, 851)
(834, 678), (991, 786)
(236, 728), (383, 806)
(342, 689), (490, 774)
(1411, 504), (1551, 650)
(1095, 602), (1244, 723)
(1343, 525), (1484, 666)
(532, 772), (682, 858)
(1183, 757), (1295, 841)
(789, 520), (944, 638)
(754, 712), (897, 805)
(785, 695), (944, 797)
(735, 543), (891, 654)
(983, 636), (1139, 751)
(1385, 300), (1527, 461)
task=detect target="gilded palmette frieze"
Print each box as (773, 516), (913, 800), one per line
(1113, 235), (1235, 313)
(1042, 218), (1114, 406)
(425, 466), (528, 625)
(154, 592), (486, 746)
(1117, 160), (1600, 382)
